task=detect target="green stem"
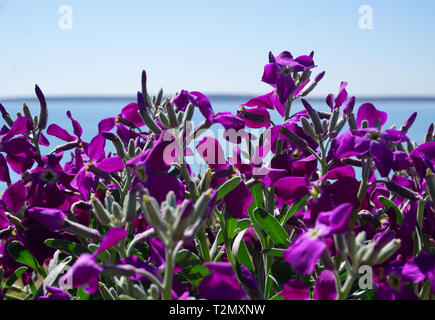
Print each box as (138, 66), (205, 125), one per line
(197, 225), (211, 262)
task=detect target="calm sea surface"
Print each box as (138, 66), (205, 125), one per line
(1, 96), (434, 189)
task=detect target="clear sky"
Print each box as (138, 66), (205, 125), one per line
(1, 0), (434, 98)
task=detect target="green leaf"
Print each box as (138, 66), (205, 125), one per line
(280, 195), (308, 225)
(262, 248), (285, 257)
(216, 176), (241, 201)
(175, 250), (211, 287)
(232, 229), (248, 259)
(217, 216), (237, 243)
(7, 241), (46, 277)
(2, 266), (27, 294)
(234, 218), (251, 234)
(45, 239), (90, 257)
(233, 237), (254, 273)
(77, 287), (91, 300)
(43, 256), (73, 289)
(253, 208), (290, 247)
(379, 196), (403, 224)
(250, 183), (264, 209)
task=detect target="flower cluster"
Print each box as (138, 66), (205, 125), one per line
(0, 50), (434, 300)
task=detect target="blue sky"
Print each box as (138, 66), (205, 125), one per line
(0, 0), (434, 98)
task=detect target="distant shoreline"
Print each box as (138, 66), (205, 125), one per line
(2, 94), (435, 102)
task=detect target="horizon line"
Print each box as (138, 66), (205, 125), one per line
(2, 94), (435, 102)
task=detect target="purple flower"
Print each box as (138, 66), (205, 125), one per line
(330, 128), (409, 177)
(402, 252), (435, 293)
(39, 286), (71, 300)
(356, 103), (388, 128)
(26, 207), (66, 232)
(326, 81), (349, 110)
(313, 270), (337, 300)
(71, 134), (125, 199)
(284, 203), (353, 274)
(279, 279), (310, 300)
(173, 90), (215, 121)
(242, 91), (285, 117)
(274, 177), (309, 204)
(59, 253), (102, 294)
(2, 180), (26, 213)
(58, 227), (128, 294)
(198, 262), (247, 300)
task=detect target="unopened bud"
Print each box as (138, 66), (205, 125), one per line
(301, 99), (323, 135)
(35, 84), (48, 130)
(91, 195), (112, 226)
(142, 195), (164, 230)
(425, 168), (435, 203)
(123, 191), (137, 223)
(328, 109), (340, 137)
(279, 127), (308, 150)
(137, 92), (162, 134)
(401, 112), (417, 134)
(111, 202), (123, 221)
(64, 219), (101, 241)
(384, 181), (420, 201)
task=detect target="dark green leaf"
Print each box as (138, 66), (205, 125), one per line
(379, 196), (403, 224)
(45, 239), (90, 257)
(216, 176), (241, 201)
(280, 195), (308, 225)
(2, 266), (27, 294)
(7, 241), (46, 277)
(253, 208), (290, 247)
(176, 250), (210, 287)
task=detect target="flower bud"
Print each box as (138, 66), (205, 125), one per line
(384, 181), (420, 201)
(141, 70), (152, 109)
(128, 139), (136, 158)
(123, 190), (137, 223)
(64, 219), (101, 241)
(22, 103), (32, 120)
(425, 168), (435, 203)
(425, 123), (434, 143)
(164, 99), (178, 128)
(315, 71), (326, 82)
(279, 127), (308, 150)
(183, 103), (195, 123)
(375, 239), (401, 265)
(300, 117), (317, 139)
(155, 88), (164, 108)
(343, 96), (355, 115)
(199, 168), (212, 192)
(137, 92), (162, 134)
(301, 99), (323, 135)
(35, 84), (48, 130)
(142, 194), (164, 230)
(101, 265), (136, 278)
(158, 112), (170, 129)
(111, 202), (123, 221)
(334, 233), (348, 255)
(328, 109), (340, 137)
(346, 113), (358, 130)
(0, 103), (14, 127)
(91, 195), (112, 226)
(401, 112), (417, 134)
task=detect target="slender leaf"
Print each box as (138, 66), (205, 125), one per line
(253, 208), (290, 247)
(175, 250), (210, 287)
(216, 176), (241, 201)
(7, 241), (46, 277)
(379, 196), (403, 224)
(280, 195), (308, 225)
(2, 266), (27, 294)
(45, 239), (90, 257)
